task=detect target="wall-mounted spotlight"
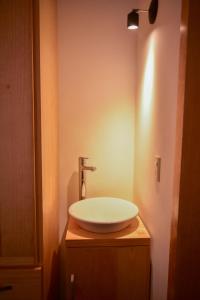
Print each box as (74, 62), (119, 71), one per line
(127, 0), (158, 30)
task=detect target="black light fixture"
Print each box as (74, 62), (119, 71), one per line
(127, 0), (158, 30)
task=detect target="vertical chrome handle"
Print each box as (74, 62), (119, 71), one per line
(70, 274), (75, 300)
(70, 274), (74, 284)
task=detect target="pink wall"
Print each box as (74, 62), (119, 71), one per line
(134, 0), (181, 299)
(58, 0), (137, 237)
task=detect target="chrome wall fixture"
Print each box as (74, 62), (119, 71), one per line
(127, 0), (158, 30)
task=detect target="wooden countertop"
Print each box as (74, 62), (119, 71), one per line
(65, 216), (150, 247)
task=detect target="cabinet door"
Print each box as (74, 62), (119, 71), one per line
(66, 246), (150, 300)
(0, 268), (41, 300)
(0, 0), (37, 266)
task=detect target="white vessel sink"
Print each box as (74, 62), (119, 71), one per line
(68, 197), (139, 233)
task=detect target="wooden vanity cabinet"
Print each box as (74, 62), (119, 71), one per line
(0, 0), (58, 299)
(65, 217), (151, 300)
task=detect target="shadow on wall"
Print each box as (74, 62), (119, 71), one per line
(59, 172), (78, 300)
(67, 172), (79, 210)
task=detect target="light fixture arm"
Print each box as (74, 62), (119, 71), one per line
(137, 10), (149, 13)
(139, 0), (158, 24)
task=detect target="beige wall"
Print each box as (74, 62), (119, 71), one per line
(58, 1), (182, 299)
(134, 0), (181, 300)
(58, 0), (137, 237)
(39, 0), (59, 298)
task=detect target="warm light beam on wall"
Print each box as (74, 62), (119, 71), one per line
(136, 34), (156, 182)
(87, 106), (134, 200)
(140, 36), (155, 124)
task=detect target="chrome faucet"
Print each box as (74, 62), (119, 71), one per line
(79, 157), (96, 200)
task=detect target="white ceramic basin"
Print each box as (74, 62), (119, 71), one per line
(68, 197), (139, 233)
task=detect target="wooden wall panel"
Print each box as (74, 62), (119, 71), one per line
(0, 0), (37, 263)
(0, 0), (59, 298)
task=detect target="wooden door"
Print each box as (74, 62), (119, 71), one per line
(66, 246), (150, 300)
(168, 0), (200, 299)
(0, 0), (37, 266)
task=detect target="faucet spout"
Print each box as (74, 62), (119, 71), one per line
(81, 165), (96, 172)
(79, 157), (96, 200)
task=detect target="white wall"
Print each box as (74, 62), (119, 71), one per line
(58, 0), (137, 238)
(134, 0), (182, 299)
